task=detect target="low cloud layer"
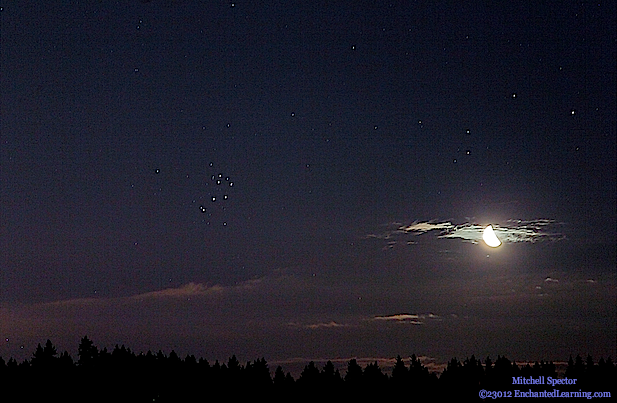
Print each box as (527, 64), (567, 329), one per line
(372, 313), (440, 325)
(289, 321), (348, 329)
(0, 244), (613, 368)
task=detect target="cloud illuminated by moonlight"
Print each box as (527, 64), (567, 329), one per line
(367, 219), (565, 248)
(372, 313), (441, 325)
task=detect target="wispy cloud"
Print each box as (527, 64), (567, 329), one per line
(374, 314), (420, 321)
(367, 219), (566, 247)
(289, 321), (348, 329)
(0, 276), (287, 342)
(132, 282), (224, 299)
(445, 219), (566, 244)
(372, 313), (440, 325)
(38, 282), (235, 309)
(38, 277), (269, 309)
(399, 222), (454, 233)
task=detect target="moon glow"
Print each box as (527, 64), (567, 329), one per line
(483, 225), (502, 247)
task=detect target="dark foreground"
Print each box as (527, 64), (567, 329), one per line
(1, 338), (614, 401)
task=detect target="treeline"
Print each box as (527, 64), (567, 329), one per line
(0, 337), (614, 401)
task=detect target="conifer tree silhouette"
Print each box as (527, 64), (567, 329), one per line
(391, 355), (407, 385)
(344, 358), (363, 386)
(363, 361), (387, 387)
(31, 339), (57, 368)
(298, 361), (320, 388)
(273, 365), (295, 392)
(0, 337), (615, 399)
(321, 360), (342, 388)
(77, 336), (98, 367)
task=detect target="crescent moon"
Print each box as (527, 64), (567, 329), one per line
(483, 225), (502, 247)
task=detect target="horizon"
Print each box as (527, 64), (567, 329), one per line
(1, 1), (615, 380)
(5, 339), (614, 400)
(1, 336), (601, 380)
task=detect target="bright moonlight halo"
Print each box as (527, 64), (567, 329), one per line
(483, 225), (502, 247)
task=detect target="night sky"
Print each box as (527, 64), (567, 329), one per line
(1, 1), (615, 369)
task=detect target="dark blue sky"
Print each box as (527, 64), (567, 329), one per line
(0, 1), (615, 367)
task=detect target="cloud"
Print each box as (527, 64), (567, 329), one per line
(439, 220), (565, 244)
(131, 282), (224, 299)
(0, 276), (290, 345)
(372, 313), (440, 325)
(39, 277), (270, 310)
(290, 321), (348, 329)
(0, 273), (376, 357)
(367, 219), (566, 248)
(36, 282), (231, 311)
(374, 314), (420, 321)
(399, 222), (454, 234)
(437, 223), (485, 243)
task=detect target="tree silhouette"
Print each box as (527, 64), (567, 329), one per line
(346, 359), (362, 381)
(483, 356), (493, 385)
(58, 351), (73, 369)
(0, 337), (615, 400)
(363, 361), (387, 387)
(273, 365), (293, 387)
(439, 357), (462, 386)
(321, 360), (343, 389)
(595, 357), (616, 391)
(490, 355), (519, 389)
(77, 336), (98, 367)
(31, 339), (57, 368)
(462, 355), (484, 388)
(298, 361), (321, 389)
(409, 354), (437, 395)
(340, 358), (363, 397)
(391, 355), (407, 385)
(565, 354), (586, 380)
(224, 354), (241, 387)
(246, 357), (272, 391)
(6, 357), (18, 370)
